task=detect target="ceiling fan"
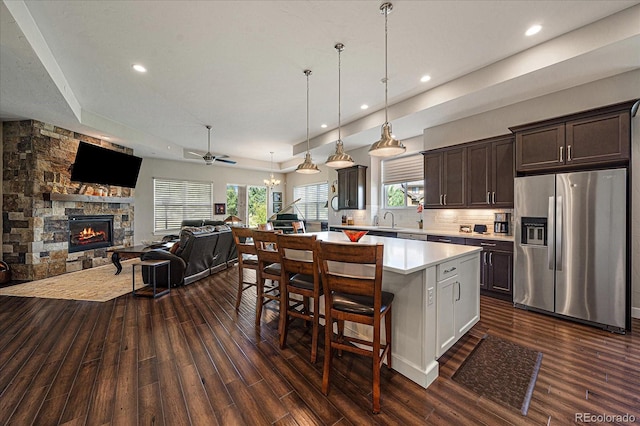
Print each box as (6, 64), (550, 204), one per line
(188, 125), (236, 165)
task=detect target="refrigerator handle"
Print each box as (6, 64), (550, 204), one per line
(556, 195), (563, 271)
(548, 196), (555, 270)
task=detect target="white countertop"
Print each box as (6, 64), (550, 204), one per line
(329, 224), (514, 242)
(311, 231), (481, 275)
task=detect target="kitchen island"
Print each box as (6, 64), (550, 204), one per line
(312, 231), (482, 389)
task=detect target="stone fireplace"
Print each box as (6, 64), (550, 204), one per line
(2, 120), (135, 281)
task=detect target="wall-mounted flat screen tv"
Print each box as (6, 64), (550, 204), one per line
(70, 142), (143, 188)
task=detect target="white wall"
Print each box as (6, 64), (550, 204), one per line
(423, 70), (640, 317)
(134, 157), (284, 243)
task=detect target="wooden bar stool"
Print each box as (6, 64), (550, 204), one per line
(317, 240), (393, 414)
(291, 221), (306, 234)
(276, 233), (322, 363)
(231, 227), (259, 311)
(257, 222), (274, 231)
(252, 229), (283, 329)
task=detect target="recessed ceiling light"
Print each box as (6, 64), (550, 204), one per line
(525, 24), (542, 36)
(321, 124), (327, 128)
(361, 104), (369, 110)
(132, 64), (147, 73)
(420, 75), (431, 83)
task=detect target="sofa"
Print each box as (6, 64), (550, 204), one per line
(141, 224), (237, 287)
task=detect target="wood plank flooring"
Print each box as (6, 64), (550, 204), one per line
(1, 265), (639, 425)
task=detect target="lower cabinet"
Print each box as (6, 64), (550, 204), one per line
(436, 255), (480, 358)
(465, 239), (513, 301)
(428, 234), (514, 301)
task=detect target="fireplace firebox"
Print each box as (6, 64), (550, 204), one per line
(68, 215), (114, 253)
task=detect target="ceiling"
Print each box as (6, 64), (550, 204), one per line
(1, 0), (639, 172)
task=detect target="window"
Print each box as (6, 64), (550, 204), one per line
(154, 178), (213, 232)
(247, 185), (267, 227)
(382, 154), (424, 208)
(293, 182), (328, 221)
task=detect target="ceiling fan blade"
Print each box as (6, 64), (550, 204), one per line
(188, 151), (203, 157)
(215, 158), (236, 164)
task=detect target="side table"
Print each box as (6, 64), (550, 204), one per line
(132, 259), (171, 298)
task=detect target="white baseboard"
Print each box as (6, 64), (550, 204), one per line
(632, 306), (640, 320)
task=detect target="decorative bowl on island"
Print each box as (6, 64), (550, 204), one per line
(342, 229), (368, 242)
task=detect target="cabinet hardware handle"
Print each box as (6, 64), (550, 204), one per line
(492, 192), (496, 204)
(444, 194), (447, 205)
(439, 239), (452, 243)
(456, 282), (461, 301)
(480, 242), (496, 247)
(489, 252), (493, 265)
(559, 146), (564, 162)
(483, 252), (488, 264)
(439, 194), (443, 205)
(567, 145), (572, 161)
(486, 192), (490, 204)
(444, 266), (457, 273)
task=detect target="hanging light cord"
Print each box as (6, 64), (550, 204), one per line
(305, 69), (311, 153)
(383, 3), (389, 125)
(207, 125), (212, 151)
(338, 45), (342, 142)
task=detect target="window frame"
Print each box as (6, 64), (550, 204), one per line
(381, 154), (424, 209)
(293, 182), (329, 221)
(153, 178), (213, 233)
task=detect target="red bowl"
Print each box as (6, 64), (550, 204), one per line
(342, 229), (368, 242)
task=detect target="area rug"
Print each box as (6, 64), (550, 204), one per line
(452, 334), (543, 416)
(0, 259), (145, 302)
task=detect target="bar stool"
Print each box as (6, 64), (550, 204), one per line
(317, 240), (393, 414)
(276, 233), (322, 363)
(257, 223), (274, 231)
(231, 227), (259, 311)
(252, 229), (283, 329)
(291, 221), (306, 234)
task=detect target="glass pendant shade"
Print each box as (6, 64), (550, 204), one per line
(326, 42), (354, 168)
(369, 2), (406, 158)
(296, 69), (320, 174)
(369, 122), (405, 157)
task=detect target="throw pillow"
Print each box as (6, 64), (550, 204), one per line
(169, 242), (180, 254)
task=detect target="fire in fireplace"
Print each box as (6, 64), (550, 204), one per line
(68, 215), (114, 253)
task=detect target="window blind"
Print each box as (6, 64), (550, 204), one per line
(293, 182), (328, 221)
(154, 178), (213, 231)
(382, 154), (424, 184)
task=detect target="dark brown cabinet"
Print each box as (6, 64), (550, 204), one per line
(466, 135), (514, 208)
(465, 239), (513, 301)
(337, 165), (367, 210)
(513, 101), (634, 173)
(423, 148), (465, 208)
(427, 234), (513, 301)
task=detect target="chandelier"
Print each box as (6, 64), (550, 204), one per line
(369, 2), (406, 157)
(264, 151), (281, 188)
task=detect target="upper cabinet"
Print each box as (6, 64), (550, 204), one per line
(424, 134), (513, 209)
(512, 100), (637, 174)
(466, 135), (514, 208)
(337, 165), (367, 210)
(423, 148), (466, 208)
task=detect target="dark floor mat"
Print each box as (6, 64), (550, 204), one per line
(452, 334), (543, 415)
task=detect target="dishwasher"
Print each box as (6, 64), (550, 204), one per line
(396, 232), (428, 241)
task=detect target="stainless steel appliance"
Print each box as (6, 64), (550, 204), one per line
(514, 169), (628, 332)
(493, 212), (511, 235)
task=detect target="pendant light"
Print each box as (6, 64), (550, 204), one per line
(368, 2), (406, 157)
(264, 151), (280, 188)
(296, 69), (320, 174)
(326, 43), (354, 168)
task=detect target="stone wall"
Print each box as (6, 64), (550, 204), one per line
(2, 120), (135, 281)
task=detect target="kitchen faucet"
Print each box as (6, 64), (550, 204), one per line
(383, 211), (395, 229)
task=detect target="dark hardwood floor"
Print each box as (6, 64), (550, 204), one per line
(1, 266), (639, 425)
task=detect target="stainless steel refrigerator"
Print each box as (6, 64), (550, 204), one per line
(514, 168), (628, 332)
